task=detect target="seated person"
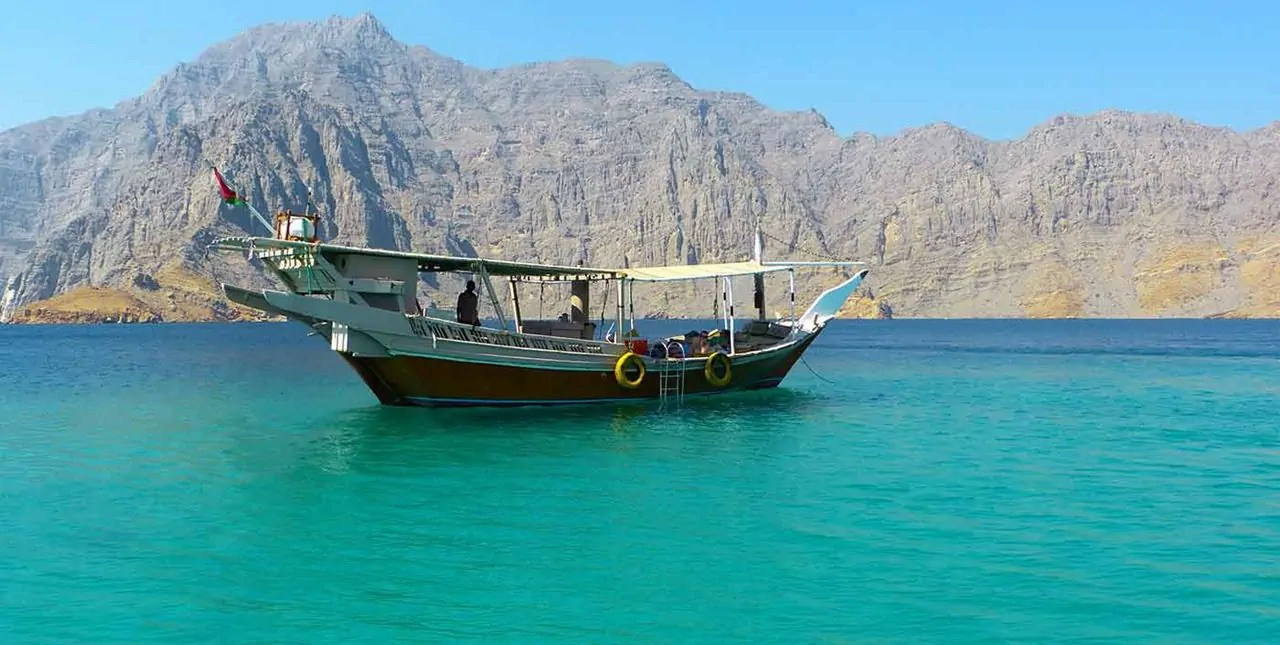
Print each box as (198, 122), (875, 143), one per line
(456, 280), (480, 326)
(707, 329), (729, 349)
(689, 331), (709, 355)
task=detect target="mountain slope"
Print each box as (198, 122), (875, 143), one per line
(1, 13), (1278, 322)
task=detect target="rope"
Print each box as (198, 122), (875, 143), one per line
(760, 230), (845, 263)
(799, 355), (838, 385)
(306, 250), (316, 293)
(203, 247), (222, 298)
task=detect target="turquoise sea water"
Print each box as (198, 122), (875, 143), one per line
(2, 319), (1279, 643)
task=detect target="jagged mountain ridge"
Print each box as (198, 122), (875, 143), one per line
(1, 12), (1278, 321)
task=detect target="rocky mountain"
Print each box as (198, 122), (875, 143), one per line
(1, 12), (1278, 323)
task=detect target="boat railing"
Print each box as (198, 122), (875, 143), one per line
(404, 314), (612, 356)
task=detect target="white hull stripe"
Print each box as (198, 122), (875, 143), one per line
(380, 341), (799, 372)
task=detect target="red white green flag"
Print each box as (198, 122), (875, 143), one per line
(212, 166), (245, 206)
(209, 164), (273, 235)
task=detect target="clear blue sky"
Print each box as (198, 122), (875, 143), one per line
(1, 0), (1274, 139)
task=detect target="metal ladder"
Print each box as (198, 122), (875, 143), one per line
(657, 340), (686, 410)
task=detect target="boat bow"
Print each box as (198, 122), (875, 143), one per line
(797, 269), (870, 333)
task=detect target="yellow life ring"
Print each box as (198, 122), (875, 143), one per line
(614, 351), (646, 389)
(704, 351), (732, 388)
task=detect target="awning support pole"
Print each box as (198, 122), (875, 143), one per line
(475, 262), (507, 330)
(789, 269), (796, 324)
(628, 279), (636, 333)
(724, 276), (736, 355)
(615, 279), (625, 342)
(508, 278), (523, 332)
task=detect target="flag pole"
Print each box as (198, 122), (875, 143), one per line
(209, 162), (273, 236)
(244, 202), (274, 237)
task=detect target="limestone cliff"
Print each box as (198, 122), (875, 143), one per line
(1, 13), (1278, 322)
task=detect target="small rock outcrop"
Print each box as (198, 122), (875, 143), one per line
(8, 265), (275, 324)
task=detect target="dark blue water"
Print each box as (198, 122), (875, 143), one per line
(2, 320), (1279, 643)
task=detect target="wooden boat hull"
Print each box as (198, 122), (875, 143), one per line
(338, 331), (822, 408)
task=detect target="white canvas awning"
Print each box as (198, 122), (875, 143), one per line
(619, 261), (794, 282)
(209, 236), (621, 280)
(620, 260), (865, 282)
(210, 236), (866, 283)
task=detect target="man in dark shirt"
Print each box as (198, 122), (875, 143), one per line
(456, 280), (480, 326)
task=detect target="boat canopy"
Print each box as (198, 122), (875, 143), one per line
(209, 236), (865, 282)
(620, 261), (796, 282)
(210, 236), (620, 280)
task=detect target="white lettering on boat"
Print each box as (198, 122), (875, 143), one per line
(408, 318), (604, 355)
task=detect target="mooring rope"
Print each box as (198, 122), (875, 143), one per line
(799, 354), (838, 385)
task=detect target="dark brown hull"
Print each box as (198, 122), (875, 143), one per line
(338, 332), (822, 408)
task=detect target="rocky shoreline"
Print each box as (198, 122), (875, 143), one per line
(7, 309), (283, 324)
(3, 266), (280, 325)
(5, 277), (1270, 325)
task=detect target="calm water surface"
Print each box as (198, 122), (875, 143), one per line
(2, 320), (1279, 643)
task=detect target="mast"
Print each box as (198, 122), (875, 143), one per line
(570, 260), (590, 325)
